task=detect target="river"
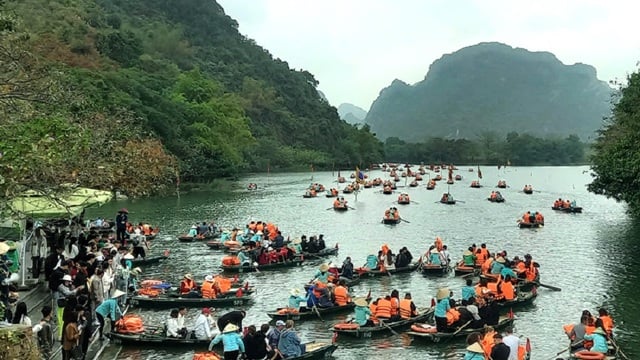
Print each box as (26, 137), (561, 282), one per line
(87, 165), (638, 360)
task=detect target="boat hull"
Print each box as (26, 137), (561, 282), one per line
(408, 316), (515, 343)
(332, 309), (434, 339)
(518, 222), (543, 228)
(552, 206), (583, 213)
(420, 264), (450, 276)
(130, 255), (168, 267)
(381, 218), (400, 225)
(267, 303), (356, 322)
(129, 295), (253, 309)
(221, 258), (304, 273)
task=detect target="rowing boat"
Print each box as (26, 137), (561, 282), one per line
(332, 308), (434, 339)
(267, 303), (356, 322)
(129, 294), (253, 309)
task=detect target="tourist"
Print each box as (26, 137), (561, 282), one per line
(583, 327), (609, 354)
(11, 301), (31, 326)
(194, 307), (214, 340)
(208, 323), (245, 360)
(166, 309), (183, 338)
(278, 320), (305, 358)
(217, 310), (246, 333)
(115, 209), (128, 244)
(267, 320), (285, 352)
(243, 324), (268, 360)
(490, 333), (511, 360)
(502, 326), (520, 360)
(32, 305), (54, 359)
(62, 311), (80, 360)
(434, 288), (450, 332)
(94, 289), (125, 340)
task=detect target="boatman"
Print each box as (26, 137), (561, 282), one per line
(288, 288), (308, 311)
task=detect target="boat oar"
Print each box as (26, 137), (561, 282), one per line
(533, 282), (561, 291)
(311, 305), (325, 323)
(348, 206), (357, 210)
(611, 338), (631, 360)
(325, 207), (334, 210)
(550, 340), (583, 359)
(442, 320), (472, 343)
(378, 319), (399, 336)
(399, 218), (410, 223)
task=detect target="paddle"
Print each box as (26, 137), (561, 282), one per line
(532, 281), (561, 291)
(399, 218), (410, 223)
(348, 206), (357, 210)
(311, 305), (325, 323)
(442, 320), (472, 343)
(378, 319), (399, 336)
(551, 340), (583, 359)
(611, 338), (631, 360)
(251, 261), (261, 274)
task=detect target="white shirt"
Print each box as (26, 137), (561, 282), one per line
(194, 314), (212, 340)
(177, 313), (185, 329)
(167, 318), (180, 337)
(466, 305), (481, 320)
(502, 334), (520, 360)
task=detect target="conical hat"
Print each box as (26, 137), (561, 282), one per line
(319, 263), (329, 272)
(354, 298), (368, 307)
(467, 342), (484, 353)
(223, 323), (238, 333)
(435, 288), (450, 300)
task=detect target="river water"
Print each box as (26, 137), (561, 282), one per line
(89, 166), (638, 360)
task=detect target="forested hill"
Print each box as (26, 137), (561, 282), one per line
(0, 0), (383, 197)
(365, 42), (612, 141)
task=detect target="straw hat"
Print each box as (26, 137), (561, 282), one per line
(131, 267), (143, 275)
(256, 231), (263, 235)
(496, 256), (506, 263)
(435, 288), (450, 300)
(205, 275), (214, 282)
(5, 241), (16, 251)
(290, 288), (301, 296)
(292, 238), (302, 244)
(223, 323), (239, 333)
(354, 298), (368, 307)
(184, 274), (193, 280)
(191, 225), (197, 229)
(112, 290), (126, 298)
(467, 342), (484, 353)
(319, 263), (329, 272)
(0, 242), (10, 255)
(463, 250), (473, 256)
(430, 248), (439, 254)
(123, 254), (134, 260)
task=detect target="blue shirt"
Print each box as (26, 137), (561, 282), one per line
(429, 253), (441, 265)
(434, 298), (450, 317)
(314, 270), (330, 283)
(584, 333), (608, 353)
(500, 267), (517, 279)
(95, 298), (122, 320)
(278, 329), (303, 358)
(209, 332), (245, 352)
(221, 232), (231, 241)
(461, 286), (475, 301)
(288, 295), (308, 309)
(491, 261), (505, 274)
(464, 351), (485, 360)
(365, 255), (378, 269)
(354, 305), (372, 326)
(188, 228), (197, 237)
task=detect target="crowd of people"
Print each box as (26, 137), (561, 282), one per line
(353, 290), (419, 326)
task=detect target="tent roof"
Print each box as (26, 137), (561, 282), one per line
(6, 187), (113, 219)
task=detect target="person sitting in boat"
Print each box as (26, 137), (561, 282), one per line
(465, 297), (483, 329)
(495, 191), (503, 201)
(597, 308), (614, 337)
(441, 193), (452, 202)
(363, 254), (379, 271)
(498, 275), (516, 301)
(340, 257), (354, 279)
(398, 292), (418, 320)
(288, 288), (308, 311)
(462, 248), (477, 266)
(166, 308), (187, 338)
(193, 307), (214, 340)
(564, 314), (591, 349)
(426, 246), (443, 266)
(333, 198), (341, 208)
(333, 280), (351, 306)
(394, 248), (411, 268)
(489, 191), (497, 200)
(197, 222), (209, 237)
(461, 278), (476, 303)
(584, 327), (609, 354)
(535, 212), (544, 224)
(479, 294), (500, 326)
(300, 235), (309, 252)
(353, 297), (374, 326)
(306, 236), (318, 253)
(313, 264), (331, 284)
(434, 288), (451, 332)
(179, 273), (198, 295)
(316, 235), (327, 251)
(374, 295), (393, 321)
(201, 275), (217, 299)
(278, 320), (306, 358)
(187, 225), (198, 237)
(521, 211), (531, 223)
(490, 256), (506, 274)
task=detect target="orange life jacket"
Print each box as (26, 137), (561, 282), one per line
(399, 299), (416, 319)
(334, 286), (350, 306)
(482, 330), (496, 356)
(142, 224), (152, 235)
(525, 262), (537, 281)
(369, 303), (378, 320)
(599, 315), (614, 335)
(479, 248), (489, 259)
(180, 279), (196, 294)
(375, 298), (392, 319)
(475, 284), (486, 297)
(215, 276), (232, 293)
(390, 297), (399, 316)
(481, 258), (493, 274)
(435, 237), (443, 252)
(446, 308), (461, 325)
(500, 280), (515, 300)
(201, 281), (216, 299)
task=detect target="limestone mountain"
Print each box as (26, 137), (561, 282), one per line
(365, 42), (613, 141)
(338, 103), (368, 124)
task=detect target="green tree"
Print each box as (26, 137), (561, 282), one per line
(588, 71), (640, 215)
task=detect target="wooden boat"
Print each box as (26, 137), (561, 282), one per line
(110, 329), (212, 348)
(129, 294), (253, 309)
(434, 175), (442, 181)
(552, 206), (583, 213)
(332, 308), (434, 339)
(420, 263), (450, 276)
(267, 303), (356, 322)
(409, 181), (418, 187)
(439, 199), (456, 205)
(523, 188), (533, 194)
(426, 184), (435, 190)
(334, 204), (349, 211)
(130, 254), (169, 267)
(304, 274), (361, 291)
(446, 180), (454, 185)
(408, 316), (516, 343)
(455, 175), (462, 180)
(497, 182), (507, 188)
(495, 288), (538, 309)
(284, 342), (338, 360)
(381, 217), (401, 225)
(397, 199), (410, 205)
(221, 258), (304, 273)
(302, 246), (339, 259)
(453, 262), (480, 277)
(487, 197), (505, 203)
(518, 222), (543, 228)
(206, 240), (224, 250)
(302, 193), (317, 198)
(470, 183), (482, 188)
(356, 263), (419, 277)
(177, 232), (220, 243)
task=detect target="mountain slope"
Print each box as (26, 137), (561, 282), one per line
(338, 103), (368, 124)
(366, 42), (612, 141)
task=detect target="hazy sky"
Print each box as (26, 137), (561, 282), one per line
(218, 0), (639, 111)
